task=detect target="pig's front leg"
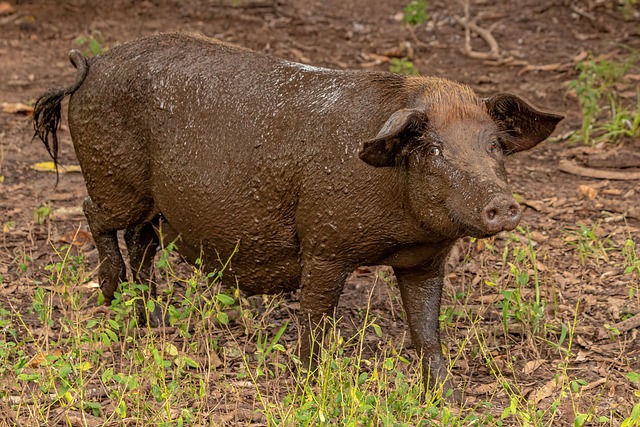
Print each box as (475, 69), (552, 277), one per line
(394, 263), (458, 400)
(298, 258), (350, 366)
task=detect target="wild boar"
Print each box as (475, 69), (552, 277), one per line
(33, 32), (562, 396)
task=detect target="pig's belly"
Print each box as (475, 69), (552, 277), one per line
(156, 218), (303, 295)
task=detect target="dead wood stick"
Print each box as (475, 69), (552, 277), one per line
(558, 160), (640, 180)
(405, 24), (430, 49)
(457, 0), (501, 60)
(610, 312), (640, 333)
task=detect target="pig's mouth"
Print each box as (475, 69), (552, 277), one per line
(455, 220), (498, 239)
(449, 212), (506, 239)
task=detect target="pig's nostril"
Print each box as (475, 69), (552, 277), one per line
(481, 197), (522, 233)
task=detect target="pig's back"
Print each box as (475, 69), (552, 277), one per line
(67, 32), (411, 291)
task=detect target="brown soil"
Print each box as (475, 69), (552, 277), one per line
(1, 0), (639, 425)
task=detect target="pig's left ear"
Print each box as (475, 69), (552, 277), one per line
(359, 109), (428, 167)
(485, 93), (564, 154)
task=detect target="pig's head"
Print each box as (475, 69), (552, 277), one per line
(359, 87), (563, 239)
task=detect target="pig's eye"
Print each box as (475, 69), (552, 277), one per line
(489, 140), (500, 153)
(427, 146), (441, 157)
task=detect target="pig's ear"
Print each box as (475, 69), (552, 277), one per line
(359, 109), (427, 167)
(485, 93), (564, 154)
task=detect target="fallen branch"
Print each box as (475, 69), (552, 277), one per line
(558, 160), (640, 180)
(457, 0), (501, 60)
(405, 24), (430, 49)
(609, 312), (640, 334)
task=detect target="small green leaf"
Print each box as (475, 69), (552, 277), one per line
(626, 371), (640, 383)
(216, 312), (229, 325)
(216, 294), (235, 306)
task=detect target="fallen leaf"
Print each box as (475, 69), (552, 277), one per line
(533, 375), (563, 403)
(83, 280), (100, 290)
(62, 410), (103, 427)
(522, 199), (544, 211)
(578, 184), (598, 199)
(0, 2), (15, 16)
(289, 48), (311, 64)
(572, 51), (588, 62)
(523, 359), (545, 375)
(31, 162), (82, 173)
(28, 350), (63, 367)
(583, 377), (607, 391)
(473, 382), (498, 395)
(51, 206), (84, 219)
(529, 231), (548, 243)
(60, 230), (93, 246)
(2, 102), (33, 115)
(575, 350), (588, 362)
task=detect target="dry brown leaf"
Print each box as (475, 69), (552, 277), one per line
(62, 410), (103, 427)
(573, 51), (588, 62)
(533, 375), (563, 403)
(59, 230), (93, 246)
(361, 52), (391, 63)
(473, 382), (498, 395)
(583, 377), (607, 391)
(28, 350), (63, 367)
(82, 280), (100, 291)
(522, 199), (544, 211)
(2, 101), (33, 115)
(289, 48), (311, 64)
(578, 184), (598, 199)
(523, 359), (545, 375)
(529, 231), (548, 243)
(51, 206), (84, 219)
(0, 2), (15, 16)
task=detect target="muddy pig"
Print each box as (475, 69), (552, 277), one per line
(33, 32), (562, 396)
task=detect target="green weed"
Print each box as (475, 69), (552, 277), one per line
(3, 232), (639, 425)
(75, 30), (108, 56)
(564, 222), (614, 265)
(619, 0), (639, 21)
(568, 52), (639, 145)
(33, 203), (52, 225)
(403, 0), (429, 26)
(389, 57), (419, 75)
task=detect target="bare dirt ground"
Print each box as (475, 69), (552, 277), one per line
(1, 0), (640, 425)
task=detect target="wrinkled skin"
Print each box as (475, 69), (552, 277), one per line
(33, 32), (563, 397)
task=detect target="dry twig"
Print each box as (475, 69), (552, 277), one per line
(457, 0), (501, 60)
(610, 312), (640, 334)
(558, 160), (640, 181)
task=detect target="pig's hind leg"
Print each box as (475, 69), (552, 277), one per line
(83, 195), (161, 326)
(124, 218), (165, 326)
(83, 196), (128, 306)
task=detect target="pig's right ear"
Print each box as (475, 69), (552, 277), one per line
(359, 109), (427, 167)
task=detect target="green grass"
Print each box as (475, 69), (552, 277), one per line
(567, 52), (640, 146)
(1, 230), (638, 425)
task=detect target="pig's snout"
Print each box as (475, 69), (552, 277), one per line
(481, 196), (521, 234)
